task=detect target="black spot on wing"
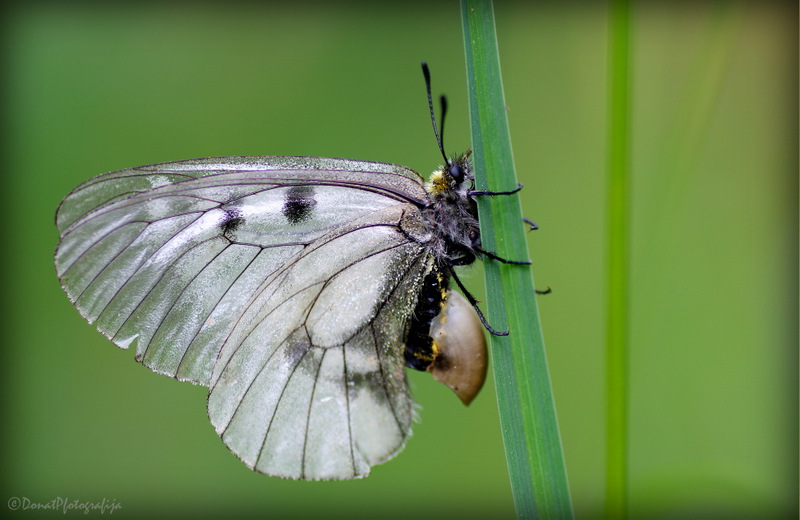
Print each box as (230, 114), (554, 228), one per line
(283, 186), (317, 224)
(222, 208), (245, 236)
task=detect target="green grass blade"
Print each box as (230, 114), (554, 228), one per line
(606, 0), (631, 518)
(461, 1), (573, 518)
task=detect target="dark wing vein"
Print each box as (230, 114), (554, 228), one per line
(62, 205), (204, 282)
(69, 213), (203, 308)
(137, 240), (259, 365)
(218, 280), (325, 438)
(209, 222), (412, 398)
(340, 345), (356, 476)
(62, 172), (425, 239)
(300, 347), (327, 479)
(364, 251), (429, 436)
(249, 330), (312, 471)
(59, 194), (221, 239)
(219, 236), (427, 476)
(65, 220), (151, 301)
(172, 247), (263, 377)
(110, 233), (226, 340)
(215, 229), (415, 438)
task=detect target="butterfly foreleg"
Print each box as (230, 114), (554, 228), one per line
(468, 182), (523, 197)
(469, 183), (540, 231)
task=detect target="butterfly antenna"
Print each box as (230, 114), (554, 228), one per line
(439, 95), (448, 159)
(421, 62), (449, 165)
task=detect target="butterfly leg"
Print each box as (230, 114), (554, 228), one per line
(445, 265), (508, 336)
(476, 247), (531, 265)
(469, 184), (540, 231)
(469, 183), (550, 292)
(522, 217), (539, 231)
(468, 182), (523, 197)
(474, 249), (551, 295)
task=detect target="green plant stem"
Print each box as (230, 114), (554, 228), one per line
(606, 0), (631, 518)
(461, 1), (573, 518)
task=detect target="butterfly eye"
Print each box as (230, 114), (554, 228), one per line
(448, 163), (465, 184)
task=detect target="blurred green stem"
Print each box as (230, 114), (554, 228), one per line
(461, 1), (573, 518)
(606, 0), (631, 518)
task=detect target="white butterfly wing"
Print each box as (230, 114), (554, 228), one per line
(55, 157), (428, 384)
(55, 156), (436, 479)
(55, 156), (428, 231)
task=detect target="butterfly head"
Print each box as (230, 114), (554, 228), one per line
(425, 150), (473, 201)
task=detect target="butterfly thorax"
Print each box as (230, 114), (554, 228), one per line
(421, 153), (480, 266)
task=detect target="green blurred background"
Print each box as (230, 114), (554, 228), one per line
(2, 1), (796, 518)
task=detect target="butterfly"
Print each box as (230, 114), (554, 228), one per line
(54, 63), (531, 480)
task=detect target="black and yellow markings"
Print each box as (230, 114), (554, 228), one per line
(404, 266), (448, 371)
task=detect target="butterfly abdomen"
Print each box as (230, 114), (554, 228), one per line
(402, 261), (487, 406)
(404, 266), (448, 371)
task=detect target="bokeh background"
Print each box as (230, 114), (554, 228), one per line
(2, 1), (796, 518)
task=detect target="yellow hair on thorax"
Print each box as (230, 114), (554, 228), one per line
(425, 168), (450, 197)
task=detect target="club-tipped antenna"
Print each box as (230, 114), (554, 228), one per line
(439, 95), (448, 159)
(421, 62), (449, 165)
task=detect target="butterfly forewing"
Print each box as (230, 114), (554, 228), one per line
(55, 156), (429, 231)
(55, 158), (428, 352)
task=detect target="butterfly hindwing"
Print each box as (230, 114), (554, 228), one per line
(208, 207), (430, 479)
